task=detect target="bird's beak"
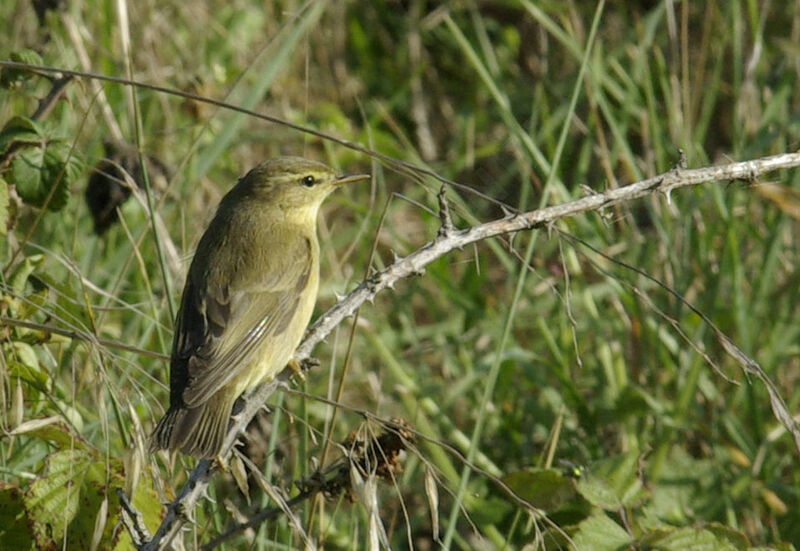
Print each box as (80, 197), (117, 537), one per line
(333, 173), (370, 186)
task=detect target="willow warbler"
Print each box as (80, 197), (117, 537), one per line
(151, 156), (369, 458)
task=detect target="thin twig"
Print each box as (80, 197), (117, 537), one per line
(140, 460), (213, 551)
(31, 75), (73, 121)
(0, 316), (169, 361)
(436, 184), (455, 238)
(116, 488), (152, 547)
(0, 60), (510, 212)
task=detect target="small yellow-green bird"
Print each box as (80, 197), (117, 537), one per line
(151, 157), (369, 458)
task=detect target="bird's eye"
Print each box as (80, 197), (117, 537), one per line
(301, 175), (316, 187)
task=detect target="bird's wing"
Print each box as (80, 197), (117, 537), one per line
(170, 235), (312, 408)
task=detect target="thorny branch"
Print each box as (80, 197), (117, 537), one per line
(123, 150), (800, 549)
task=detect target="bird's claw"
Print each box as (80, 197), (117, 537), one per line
(286, 357), (321, 381)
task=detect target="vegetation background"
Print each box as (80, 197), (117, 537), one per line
(1, 0), (799, 549)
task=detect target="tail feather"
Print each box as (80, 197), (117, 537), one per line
(150, 392), (236, 458)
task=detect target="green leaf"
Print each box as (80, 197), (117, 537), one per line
(9, 417), (90, 451)
(640, 526), (740, 551)
(11, 138), (82, 211)
(6, 254), (45, 321)
(26, 271), (92, 333)
(640, 446), (717, 529)
(9, 254), (43, 296)
(0, 50), (43, 88)
(5, 334), (49, 392)
(0, 115), (44, 154)
(576, 451), (648, 510)
(123, 468), (163, 548)
(24, 449), (91, 548)
(11, 49), (44, 66)
(0, 482), (35, 550)
(10, 341), (40, 371)
(572, 514), (633, 551)
(22, 449), (127, 551)
(11, 146), (46, 205)
(704, 523), (750, 550)
(501, 468), (576, 511)
(20, 445), (160, 551)
(15, 288), (48, 323)
(6, 357), (49, 390)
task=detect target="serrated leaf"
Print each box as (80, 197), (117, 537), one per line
(704, 523), (750, 550)
(0, 50), (43, 88)
(576, 451), (648, 510)
(501, 468), (576, 511)
(22, 449), (137, 551)
(4, 455), (160, 551)
(10, 49), (43, 66)
(0, 115), (44, 154)
(45, 140), (84, 183)
(24, 449), (92, 548)
(0, 482), (35, 550)
(572, 514), (632, 551)
(640, 526), (739, 551)
(11, 146), (46, 204)
(61, 458), (115, 551)
(11, 138), (82, 212)
(640, 446), (717, 529)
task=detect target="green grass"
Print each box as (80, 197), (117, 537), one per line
(1, 1), (799, 550)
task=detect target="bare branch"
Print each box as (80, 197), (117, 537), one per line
(32, 75), (73, 121)
(298, 151), (800, 362)
(141, 460), (213, 551)
(134, 151), (800, 549)
(436, 185), (455, 238)
(116, 488), (151, 547)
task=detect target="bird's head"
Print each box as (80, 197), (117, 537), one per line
(237, 157), (369, 221)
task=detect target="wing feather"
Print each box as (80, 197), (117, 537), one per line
(169, 233), (312, 409)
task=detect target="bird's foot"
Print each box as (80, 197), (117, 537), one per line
(214, 454), (229, 472)
(286, 357), (321, 381)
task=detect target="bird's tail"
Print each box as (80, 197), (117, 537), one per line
(150, 392), (236, 458)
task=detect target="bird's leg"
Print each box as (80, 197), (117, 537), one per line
(286, 357), (306, 381)
(286, 357), (321, 381)
(214, 454), (229, 472)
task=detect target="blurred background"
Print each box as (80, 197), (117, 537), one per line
(1, 1), (799, 549)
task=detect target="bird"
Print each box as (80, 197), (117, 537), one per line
(150, 156), (369, 458)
